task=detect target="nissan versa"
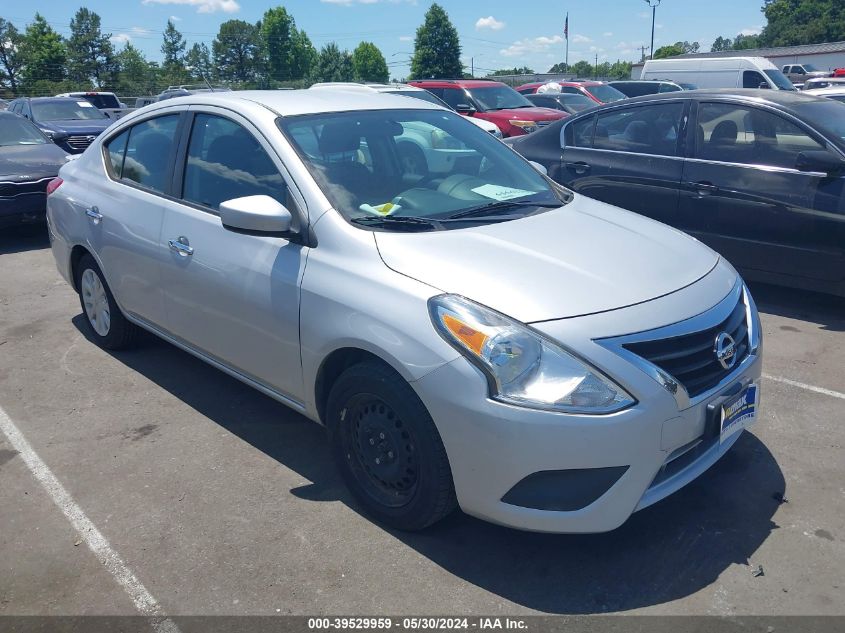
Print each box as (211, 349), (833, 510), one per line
(46, 91), (763, 533)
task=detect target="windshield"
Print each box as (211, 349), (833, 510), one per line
(0, 116), (48, 146)
(584, 84), (627, 103)
(794, 100), (845, 146)
(73, 93), (120, 109)
(764, 69), (796, 91)
(32, 100), (107, 121)
(469, 86), (533, 111)
(802, 64), (820, 72)
(280, 108), (563, 230)
(386, 90), (450, 109)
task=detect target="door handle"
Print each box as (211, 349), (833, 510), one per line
(168, 236), (194, 257)
(565, 161), (591, 175)
(86, 207), (103, 224)
(693, 182), (718, 197)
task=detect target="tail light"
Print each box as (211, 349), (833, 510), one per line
(46, 177), (63, 196)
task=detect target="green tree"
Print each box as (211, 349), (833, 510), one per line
(185, 42), (212, 83)
(0, 18), (24, 94)
(570, 60), (594, 77)
(490, 66), (534, 76)
(548, 62), (569, 73)
(653, 41), (699, 59)
(352, 41), (388, 82)
(260, 6), (294, 82)
(315, 42), (353, 82)
(67, 7), (116, 89)
(711, 36), (734, 52)
(410, 3), (462, 79)
(161, 19), (187, 84)
(115, 43), (156, 96)
(732, 33), (761, 50)
(20, 14), (67, 89)
(759, 0), (845, 47)
(290, 28), (317, 81)
(213, 19), (262, 84)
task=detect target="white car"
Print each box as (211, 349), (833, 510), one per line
(46, 90), (763, 533)
(310, 83), (504, 138)
(803, 85), (845, 104)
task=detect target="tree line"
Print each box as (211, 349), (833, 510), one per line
(0, 6), (391, 97)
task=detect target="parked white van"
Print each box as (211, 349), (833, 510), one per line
(641, 57), (796, 91)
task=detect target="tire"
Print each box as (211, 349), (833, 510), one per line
(75, 254), (139, 350)
(327, 361), (457, 530)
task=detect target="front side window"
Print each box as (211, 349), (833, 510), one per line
(118, 115), (180, 192)
(31, 100), (107, 121)
(280, 108), (563, 229)
(592, 103), (684, 156)
(743, 71), (767, 89)
(182, 114), (287, 210)
(439, 88), (474, 110)
(695, 102), (826, 169)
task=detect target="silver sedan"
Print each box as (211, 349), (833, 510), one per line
(46, 90), (762, 532)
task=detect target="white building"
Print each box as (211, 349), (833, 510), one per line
(631, 40), (845, 78)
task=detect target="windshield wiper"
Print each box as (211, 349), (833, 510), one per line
(351, 215), (441, 231)
(445, 199), (562, 220)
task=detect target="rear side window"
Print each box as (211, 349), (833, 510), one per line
(104, 129), (129, 176)
(116, 115), (180, 192)
(182, 113), (286, 210)
(593, 103), (684, 156)
(695, 102), (825, 169)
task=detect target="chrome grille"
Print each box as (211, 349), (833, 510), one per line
(623, 296), (749, 398)
(0, 177), (53, 198)
(66, 135), (97, 151)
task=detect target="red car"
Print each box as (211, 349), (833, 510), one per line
(834, 68), (845, 77)
(407, 79), (566, 137)
(515, 80), (627, 105)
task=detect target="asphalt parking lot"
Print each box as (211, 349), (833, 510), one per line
(0, 225), (843, 617)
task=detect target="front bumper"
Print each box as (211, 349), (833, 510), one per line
(413, 281), (763, 533)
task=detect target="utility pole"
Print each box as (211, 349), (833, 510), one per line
(471, 57), (474, 78)
(640, 45), (648, 63)
(595, 54), (599, 79)
(643, 0), (661, 59)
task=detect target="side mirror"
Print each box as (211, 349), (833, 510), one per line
(219, 195), (293, 234)
(758, 82), (771, 89)
(796, 150), (845, 176)
(529, 161), (548, 176)
(455, 103), (477, 116)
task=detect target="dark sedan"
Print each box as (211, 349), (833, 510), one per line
(509, 89), (845, 297)
(526, 92), (597, 115)
(0, 111), (69, 228)
(6, 97), (112, 154)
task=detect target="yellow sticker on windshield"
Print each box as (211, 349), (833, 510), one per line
(471, 184), (537, 201)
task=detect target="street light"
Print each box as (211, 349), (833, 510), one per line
(643, 0), (661, 59)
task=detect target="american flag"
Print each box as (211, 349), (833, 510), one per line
(564, 13), (569, 40)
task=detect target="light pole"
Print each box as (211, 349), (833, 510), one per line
(643, 0), (661, 59)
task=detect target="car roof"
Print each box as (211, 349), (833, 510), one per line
(25, 96), (86, 103)
(310, 82), (426, 93)
(611, 88), (822, 108)
(141, 89), (443, 117)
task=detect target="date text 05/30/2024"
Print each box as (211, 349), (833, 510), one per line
(307, 618), (528, 630)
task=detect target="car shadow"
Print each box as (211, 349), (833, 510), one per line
(749, 281), (845, 333)
(72, 315), (785, 614)
(0, 224), (50, 255)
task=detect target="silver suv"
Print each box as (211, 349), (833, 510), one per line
(46, 90), (763, 532)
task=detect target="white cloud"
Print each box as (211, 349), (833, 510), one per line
(572, 34), (591, 43)
(399, 35), (413, 42)
(603, 32), (613, 37)
(476, 16), (505, 31)
(131, 26), (151, 35)
(500, 34), (564, 58)
(110, 33), (131, 44)
(321, 0), (415, 4)
(739, 27), (762, 36)
(170, 15), (182, 21)
(656, 23), (664, 30)
(141, 0), (240, 14)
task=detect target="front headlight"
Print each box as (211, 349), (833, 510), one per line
(429, 295), (635, 414)
(509, 120), (538, 134)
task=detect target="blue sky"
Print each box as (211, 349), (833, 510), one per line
(6, 1), (767, 77)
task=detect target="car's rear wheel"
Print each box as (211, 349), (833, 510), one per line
(327, 361), (457, 530)
(75, 254), (138, 350)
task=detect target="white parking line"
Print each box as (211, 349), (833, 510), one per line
(763, 374), (845, 401)
(0, 404), (180, 633)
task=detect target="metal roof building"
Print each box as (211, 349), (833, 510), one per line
(631, 40), (845, 78)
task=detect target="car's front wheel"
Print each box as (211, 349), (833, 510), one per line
(327, 361), (457, 530)
(75, 254), (138, 350)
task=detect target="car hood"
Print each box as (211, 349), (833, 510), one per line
(0, 144), (68, 179)
(39, 119), (110, 134)
(482, 107), (564, 121)
(375, 196), (719, 323)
